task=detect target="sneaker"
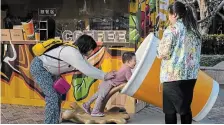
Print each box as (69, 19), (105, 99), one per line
(82, 103), (91, 114)
(91, 112), (105, 117)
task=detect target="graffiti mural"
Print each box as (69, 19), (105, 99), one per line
(1, 43), (105, 99)
(1, 42), (134, 109)
(129, 0), (157, 46)
(129, 0), (174, 43)
(72, 47), (105, 101)
(72, 46), (133, 102)
(158, 0), (174, 38)
(1, 44), (44, 97)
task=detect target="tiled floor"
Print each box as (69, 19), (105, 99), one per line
(2, 90), (224, 125)
(1, 104), (45, 124)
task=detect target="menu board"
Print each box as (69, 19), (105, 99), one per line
(89, 16), (128, 30)
(89, 18), (113, 30)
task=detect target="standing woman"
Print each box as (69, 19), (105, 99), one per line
(30, 17), (115, 124)
(157, 1), (201, 124)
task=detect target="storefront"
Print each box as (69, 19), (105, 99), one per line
(1, 0), (171, 114)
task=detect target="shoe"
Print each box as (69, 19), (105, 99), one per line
(91, 112), (105, 117)
(82, 103), (91, 114)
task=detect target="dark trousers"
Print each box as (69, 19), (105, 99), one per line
(163, 79), (196, 124)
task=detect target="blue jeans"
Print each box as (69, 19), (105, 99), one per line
(30, 57), (61, 124)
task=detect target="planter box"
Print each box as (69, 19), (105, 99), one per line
(201, 66), (224, 84)
(106, 92), (147, 114)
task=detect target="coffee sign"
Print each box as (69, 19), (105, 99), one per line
(62, 30), (126, 42)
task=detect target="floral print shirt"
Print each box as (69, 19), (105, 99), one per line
(157, 19), (201, 83)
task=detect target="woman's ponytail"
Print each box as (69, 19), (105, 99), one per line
(168, 1), (201, 39)
(183, 5), (201, 38)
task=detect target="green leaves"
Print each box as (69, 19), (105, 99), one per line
(129, 15), (140, 43)
(72, 74), (97, 101)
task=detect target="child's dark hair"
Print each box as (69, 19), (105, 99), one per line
(74, 34), (97, 55)
(168, 1), (201, 38)
(122, 52), (135, 63)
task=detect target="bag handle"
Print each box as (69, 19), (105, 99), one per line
(57, 45), (80, 75)
(58, 46), (66, 75)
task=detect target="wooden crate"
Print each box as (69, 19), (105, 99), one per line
(106, 92), (147, 114)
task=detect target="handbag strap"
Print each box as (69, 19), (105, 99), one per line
(57, 45), (81, 75)
(58, 46), (66, 75)
(43, 54), (63, 61)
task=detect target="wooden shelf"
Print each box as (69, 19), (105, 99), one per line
(1, 41), (135, 47)
(1, 41), (38, 44)
(102, 42), (135, 47)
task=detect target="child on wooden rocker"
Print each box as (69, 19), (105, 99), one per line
(82, 52), (136, 117)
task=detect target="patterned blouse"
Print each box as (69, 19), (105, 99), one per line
(157, 19), (201, 83)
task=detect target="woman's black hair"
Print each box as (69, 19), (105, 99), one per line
(74, 34), (97, 55)
(168, 1), (201, 38)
